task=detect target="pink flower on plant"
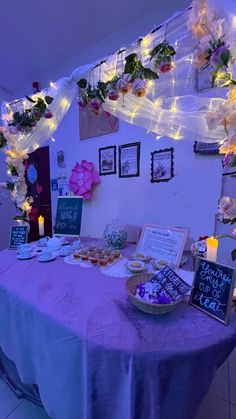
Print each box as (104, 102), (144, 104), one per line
(108, 89), (119, 101)
(44, 110), (53, 119)
(89, 98), (102, 116)
(69, 160), (100, 200)
(78, 96), (87, 108)
(223, 151), (234, 167)
(159, 61), (173, 73)
(132, 79), (146, 97)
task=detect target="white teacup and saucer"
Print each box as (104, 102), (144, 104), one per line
(72, 239), (82, 251)
(17, 243), (33, 253)
(37, 237), (49, 247)
(59, 245), (73, 257)
(17, 248), (35, 260)
(38, 249), (56, 263)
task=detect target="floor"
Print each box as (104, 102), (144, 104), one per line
(0, 359), (236, 419)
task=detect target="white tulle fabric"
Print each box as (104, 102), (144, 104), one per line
(1, 0), (236, 148)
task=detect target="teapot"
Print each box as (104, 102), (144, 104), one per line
(47, 235), (64, 251)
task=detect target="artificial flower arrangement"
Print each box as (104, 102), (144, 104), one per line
(149, 40), (176, 73)
(77, 52), (159, 114)
(69, 160), (100, 200)
(0, 93), (54, 223)
(8, 95), (54, 134)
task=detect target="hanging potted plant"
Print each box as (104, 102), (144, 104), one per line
(77, 79), (108, 115)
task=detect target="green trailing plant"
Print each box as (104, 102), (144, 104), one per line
(9, 95), (54, 134)
(124, 53), (159, 81)
(149, 41), (176, 70)
(7, 164), (18, 177)
(0, 133), (7, 149)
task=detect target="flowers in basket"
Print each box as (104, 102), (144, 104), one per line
(191, 237), (208, 259)
(135, 282), (172, 305)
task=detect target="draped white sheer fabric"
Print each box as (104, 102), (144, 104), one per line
(1, 0), (236, 150)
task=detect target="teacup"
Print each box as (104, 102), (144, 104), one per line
(39, 250), (53, 261)
(59, 245), (72, 257)
(38, 237), (49, 247)
(72, 240), (82, 251)
(18, 250), (32, 259)
(18, 243), (31, 252)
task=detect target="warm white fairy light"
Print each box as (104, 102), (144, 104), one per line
(170, 97), (178, 113)
(33, 143), (40, 150)
(51, 136), (56, 142)
(50, 81), (56, 88)
(232, 16), (236, 28)
(156, 134), (163, 139)
(6, 103), (10, 109)
(60, 98), (69, 108)
(153, 98), (163, 107)
(173, 127), (182, 140)
(47, 119), (56, 130)
(142, 35), (152, 47)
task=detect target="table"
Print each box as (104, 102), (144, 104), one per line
(0, 238), (236, 419)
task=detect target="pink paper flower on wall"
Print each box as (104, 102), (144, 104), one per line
(69, 160), (100, 200)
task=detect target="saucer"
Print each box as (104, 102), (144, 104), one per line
(126, 260), (147, 274)
(130, 253), (150, 262)
(17, 254), (35, 260)
(38, 255), (56, 263)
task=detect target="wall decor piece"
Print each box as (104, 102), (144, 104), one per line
(137, 224), (189, 268)
(119, 142), (140, 178)
(99, 146), (116, 176)
(54, 196), (83, 237)
(194, 141), (220, 154)
(79, 106), (119, 141)
(51, 179), (58, 191)
(69, 160), (100, 200)
(9, 225), (28, 249)
(57, 150), (66, 168)
(190, 258), (235, 325)
(151, 148), (174, 183)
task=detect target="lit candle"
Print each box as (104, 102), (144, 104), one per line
(207, 237), (218, 262)
(38, 215), (45, 237)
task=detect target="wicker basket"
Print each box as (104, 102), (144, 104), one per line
(125, 273), (183, 315)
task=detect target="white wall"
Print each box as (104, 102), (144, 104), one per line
(48, 99), (222, 246)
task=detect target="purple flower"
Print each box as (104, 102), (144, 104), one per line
(156, 294), (172, 304)
(137, 284), (146, 298)
(223, 151), (234, 167)
(210, 45), (230, 67)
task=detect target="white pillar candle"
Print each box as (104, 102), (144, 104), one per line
(38, 215), (45, 237)
(207, 237), (218, 262)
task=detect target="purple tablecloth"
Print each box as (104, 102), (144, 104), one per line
(0, 238), (236, 419)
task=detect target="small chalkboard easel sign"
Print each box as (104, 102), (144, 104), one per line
(54, 196), (83, 237)
(190, 258), (236, 325)
(149, 265), (191, 301)
(9, 225), (28, 249)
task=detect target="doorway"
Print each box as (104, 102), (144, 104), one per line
(25, 146), (52, 242)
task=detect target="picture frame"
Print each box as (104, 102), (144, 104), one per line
(193, 141), (220, 155)
(57, 150), (66, 168)
(151, 148), (174, 183)
(136, 224), (189, 268)
(190, 258), (236, 325)
(118, 142), (140, 178)
(99, 146), (116, 176)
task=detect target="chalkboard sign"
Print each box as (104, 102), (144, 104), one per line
(9, 225), (28, 249)
(54, 196), (83, 237)
(149, 266), (191, 302)
(190, 258), (236, 325)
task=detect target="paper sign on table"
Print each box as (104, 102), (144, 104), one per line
(149, 265), (191, 302)
(190, 258), (236, 325)
(137, 224), (189, 268)
(9, 226), (28, 249)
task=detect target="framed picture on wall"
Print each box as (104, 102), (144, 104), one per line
(194, 141), (220, 154)
(118, 142), (141, 178)
(151, 148), (174, 183)
(99, 146), (116, 176)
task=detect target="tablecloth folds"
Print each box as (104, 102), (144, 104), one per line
(0, 240), (236, 419)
